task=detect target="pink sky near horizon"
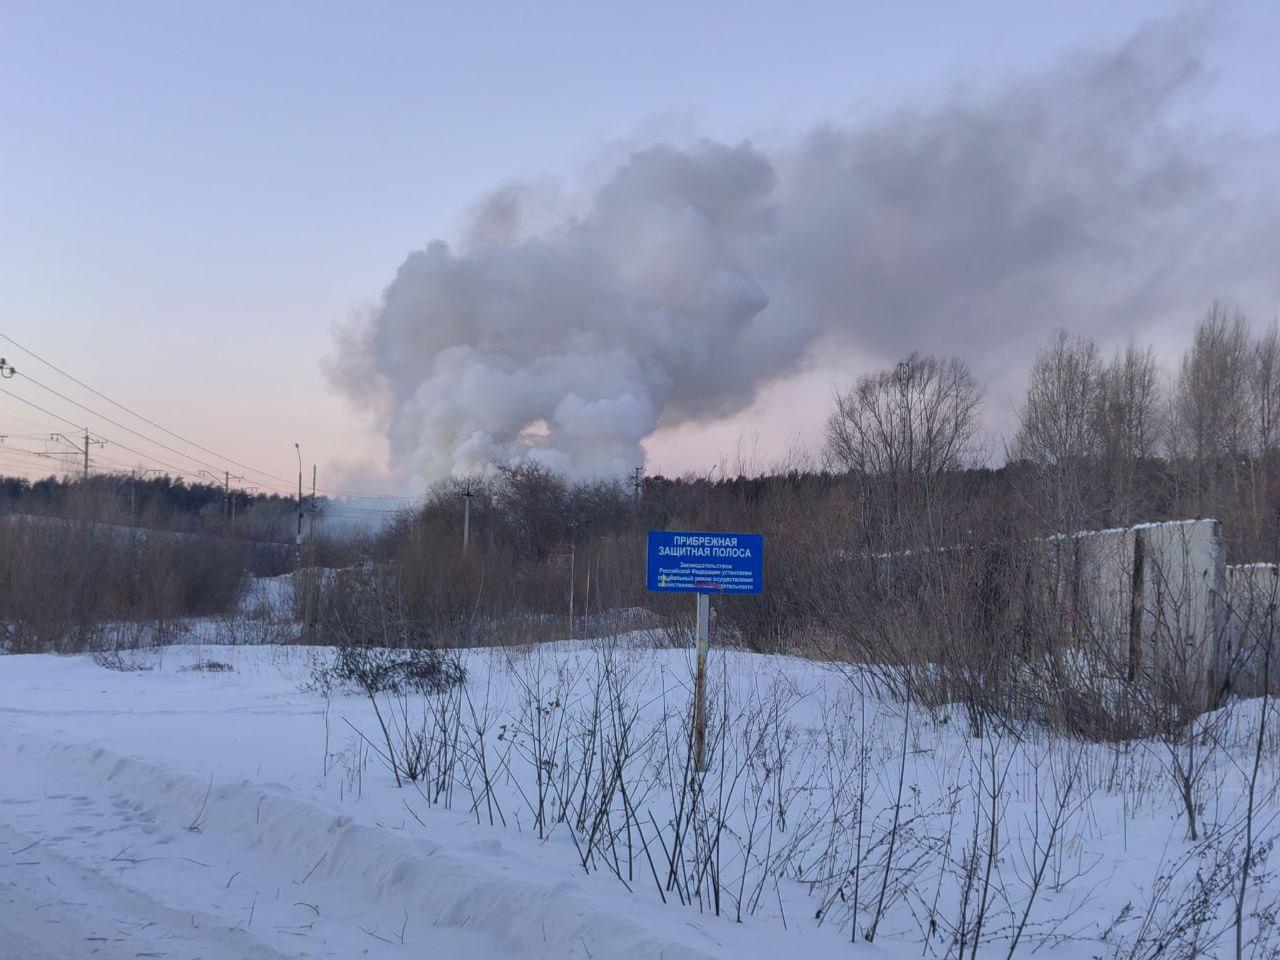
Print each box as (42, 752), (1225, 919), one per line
(3, 2), (1278, 498)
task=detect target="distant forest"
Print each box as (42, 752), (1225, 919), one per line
(0, 472), (299, 542)
(5, 306), (1280, 571)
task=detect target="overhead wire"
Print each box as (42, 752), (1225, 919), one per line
(0, 401), (239, 488)
(0, 386), (231, 483)
(0, 397), (303, 497)
(0, 453), (58, 471)
(0, 388), (342, 501)
(0, 444), (61, 459)
(0, 331), (415, 503)
(9, 370), (300, 496)
(0, 331), (305, 489)
(0, 446), (66, 474)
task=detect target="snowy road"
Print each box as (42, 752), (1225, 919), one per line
(5, 638), (1260, 958)
(0, 823), (293, 960)
(0, 729), (522, 960)
(0, 643), (853, 960)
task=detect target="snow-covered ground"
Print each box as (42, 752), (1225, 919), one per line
(1, 633), (1277, 958)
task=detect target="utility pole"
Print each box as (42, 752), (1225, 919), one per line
(293, 443), (306, 641)
(50, 429), (105, 481)
(223, 470), (244, 524)
(462, 482), (473, 553)
(294, 444), (304, 548)
(305, 465), (317, 642)
(632, 466), (644, 503)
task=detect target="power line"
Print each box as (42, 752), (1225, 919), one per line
(0, 411), (72, 432)
(0, 444), (62, 459)
(0, 331), (303, 489)
(0, 387), (222, 482)
(0, 451), (60, 469)
(0, 331), (416, 502)
(0, 446), (67, 475)
(0, 387), (353, 502)
(0, 387), (83, 432)
(11, 369), (300, 495)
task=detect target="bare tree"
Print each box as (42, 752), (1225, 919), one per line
(1246, 321), (1280, 540)
(1097, 338), (1162, 525)
(1250, 321), (1280, 458)
(1013, 330), (1104, 531)
(825, 353), (982, 546)
(493, 460), (571, 560)
(1169, 304), (1251, 518)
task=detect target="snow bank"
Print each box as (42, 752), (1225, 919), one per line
(7, 727), (721, 960)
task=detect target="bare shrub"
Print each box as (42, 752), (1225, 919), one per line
(0, 515), (246, 653)
(179, 659), (235, 673)
(332, 645), (465, 695)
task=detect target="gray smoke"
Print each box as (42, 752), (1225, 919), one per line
(331, 16), (1280, 485)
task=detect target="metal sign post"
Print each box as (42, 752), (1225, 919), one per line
(645, 531), (764, 773)
(693, 591), (710, 770)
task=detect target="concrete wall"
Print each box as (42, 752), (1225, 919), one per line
(1071, 526), (1136, 653)
(1134, 520), (1226, 706)
(1037, 519), (1225, 709)
(1224, 563), (1280, 694)
(873, 517), (1246, 710)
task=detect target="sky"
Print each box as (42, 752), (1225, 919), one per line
(2, 1), (1279, 496)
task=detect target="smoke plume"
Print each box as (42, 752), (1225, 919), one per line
(331, 17), (1280, 485)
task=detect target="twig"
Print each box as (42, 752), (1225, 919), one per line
(186, 777), (214, 832)
(294, 852), (327, 885)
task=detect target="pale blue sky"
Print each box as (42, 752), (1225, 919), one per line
(1, 2), (1276, 494)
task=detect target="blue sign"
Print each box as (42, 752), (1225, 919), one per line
(646, 531), (764, 595)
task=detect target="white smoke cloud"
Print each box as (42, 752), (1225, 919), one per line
(331, 16), (1280, 486)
